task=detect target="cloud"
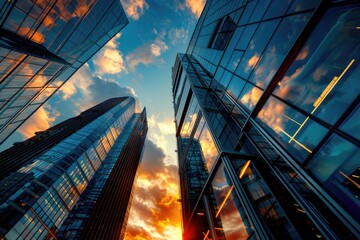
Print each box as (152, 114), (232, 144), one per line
(18, 104), (60, 139)
(157, 119), (176, 135)
(125, 139), (182, 240)
(92, 33), (127, 75)
(145, 114), (175, 150)
(58, 64), (140, 112)
(122, 0), (149, 20)
(168, 27), (188, 45)
(183, 0), (205, 18)
(126, 31), (168, 71)
(59, 80), (77, 100)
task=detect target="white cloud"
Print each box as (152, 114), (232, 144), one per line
(92, 33), (127, 75)
(58, 64), (140, 113)
(168, 27), (188, 45)
(122, 0), (149, 20)
(19, 104), (60, 139)
(126, 31), (168, 71)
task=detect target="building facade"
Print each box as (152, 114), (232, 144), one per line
(0, 97), (148, 240)
(0, 0), (128, 144)
(173, 0), (359, 239)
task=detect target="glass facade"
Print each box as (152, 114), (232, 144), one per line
(0, 97), (148, 239)
(0, 0), (129, 144)
(173, 0), (359, 239)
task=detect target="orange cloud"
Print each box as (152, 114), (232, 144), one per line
(185, 0), (205, 18)
(126, 32), (168, 71)
(122, 0), (149, 20)
(198, 124), (219, 171)
(18, 104), (59, 139)
(59, 80), (77, 100)
(124, 140), (182, 240)
(17, 27), (45, 44)
(92, 34), (127, 75)
(239, 85), (263, 110)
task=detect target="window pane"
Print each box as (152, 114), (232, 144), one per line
(273, 6), (360, 125)
(238, 83), (263, 111)
(308, 134), (360, 222)
(257, 96), (328, 162)
(249, 13), (311, 88)
(340, 105), (360, 140)
(236, 19), (280, 80)
(211, 162), (255, 239)
(198, 122), (219, 172)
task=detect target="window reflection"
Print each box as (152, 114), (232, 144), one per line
(238, 83), (263, 111)
(249, 13), (310, 88)
(257, 96), (328, 161)
(273, 6), (360, 125)
(198, 122), (219, 171)
(309, 134), (360, 222)
(211, 162), (255, 239)
(340, 105), (360, 140)
(236, 19), (280, 80)
(180, 96), (200, 138)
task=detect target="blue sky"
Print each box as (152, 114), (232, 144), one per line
(1, 0), (205, 239)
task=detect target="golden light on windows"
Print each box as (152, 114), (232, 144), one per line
(202, 230), (210, 240)
(215, 185), (234, 218)
(339, 171), (360, 189)
(287, 59), (355, 146)
(239, 160), (251, 179)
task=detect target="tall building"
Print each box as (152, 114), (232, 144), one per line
(173, 1), (359, 239)
(0, 97), (148, 240)
(0, 0), (128, 144)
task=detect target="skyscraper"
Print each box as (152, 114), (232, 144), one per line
(0, 97), (148, 240)
(173, 0), (359, 239)
(0, 0), (128, 144)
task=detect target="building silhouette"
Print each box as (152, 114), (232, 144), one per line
(0, 0), (128, 144)
(173, 1), (359, 239)
(0, 97), (148, 240)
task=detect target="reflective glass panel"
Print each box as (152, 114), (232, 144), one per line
(257, 96), (328, 162)
(238, 83), (263, 112)
(340, 105), (360, 140)
(198, 122), (219, 171)
(236, 19), (280, 80)
(273, 5), (360, 125)
(309, 134), (360, 222)
(249, 13), (310, 88)
(211, 162), (255, 239)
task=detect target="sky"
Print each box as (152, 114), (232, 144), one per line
(1, 0), (205, 239)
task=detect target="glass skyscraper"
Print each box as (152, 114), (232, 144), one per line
(0, 0), (128, 144)
(0, 97), (148, 239)
(173, 0), (359, 239)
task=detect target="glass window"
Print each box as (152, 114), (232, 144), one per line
(235, 24), (257, 51)
(236, 19), (280, 80)
(257, 96), (328, 162)
(249, 13), (311, 88)
(219, 70), (232, 88)
(211, 162), (255, 239)
(209, 16), (237, 51)
(340, 105), (360, 140)
(248, 0), (271, 23)
(273, 5), (360, 125)
(263, 0), (292, 19)
(198, 122), (219, 172)
(226, 75), (246, 100)
(287, 0), (321, 14)
(226, 50), (243, 72)
(308, 134), (360, 222)
(180, 96), (199, 138)
(238, 83), (263, 112)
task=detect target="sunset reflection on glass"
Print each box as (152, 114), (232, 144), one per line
(211, 163), (254, 239)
